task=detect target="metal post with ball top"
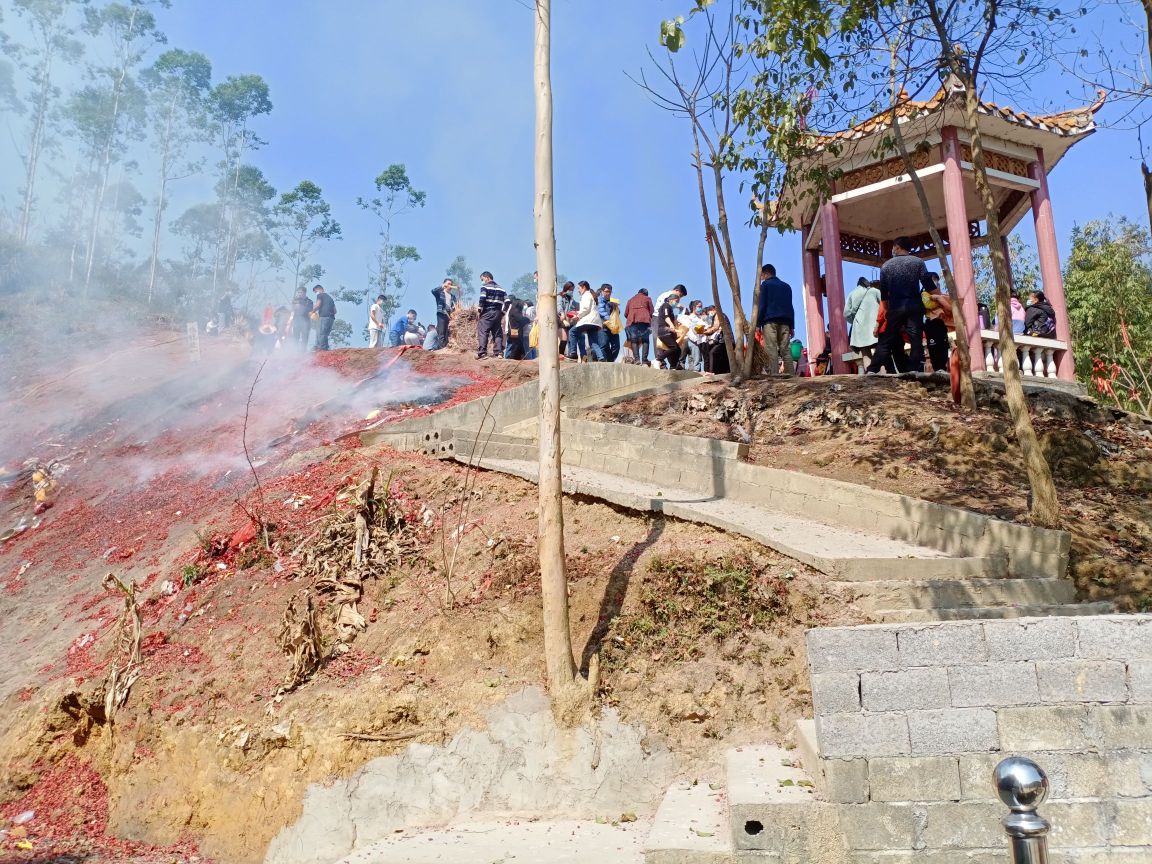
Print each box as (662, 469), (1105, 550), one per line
(994, 756), (1051, 864)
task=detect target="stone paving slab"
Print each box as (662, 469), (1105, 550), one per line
(645, 779), (732, 864)
(334, 819), (647, 864)
(470, 456), (969, 573)
(874, 602), (1115, 623)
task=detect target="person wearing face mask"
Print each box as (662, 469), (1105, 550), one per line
(681, 299), (707, 372)
(571, 280), (604, 362)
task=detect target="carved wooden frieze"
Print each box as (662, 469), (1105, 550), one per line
(837, 150), (933, 193)
(959, 146), (1031, 178)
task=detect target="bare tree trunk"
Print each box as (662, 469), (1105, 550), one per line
(533, 0), (576, 692)
(1142, 161), (1152, 236)
(885, 56), (976, 408)
(84, 5), (140, 295)
(19, 46), (55, 245)
(710, 161), (753, 378)
(742, 214), (770, 380)
(962, 83), (1060, 527)
(147, 99), (177, 305)
(1142, 3), (1152, 233)
(690, 126), (737, 366)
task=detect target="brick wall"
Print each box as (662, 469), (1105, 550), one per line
(806, 616), (1152, 859)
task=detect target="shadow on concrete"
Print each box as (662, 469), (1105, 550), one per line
(579, 516), (665, 674)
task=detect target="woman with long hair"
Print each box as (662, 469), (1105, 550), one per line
(571, 280), (604, 362)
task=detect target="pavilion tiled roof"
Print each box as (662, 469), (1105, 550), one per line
(811, 86), (1105, 146)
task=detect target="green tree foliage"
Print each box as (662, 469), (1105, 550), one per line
(329, 318), (352, 347)
(209, 73), (272, 292)
(78, 0), (168, 293)
(511, 269), (567, 301)
(973, 236), (1040, 308)
(141, 48), (212, 303)
(357, 164), (425, 316)
(445, 254), (475, 303)
(1064, 217), (1152, 373)
(272, 179), (341, 293)
(4, 0), (86, 244)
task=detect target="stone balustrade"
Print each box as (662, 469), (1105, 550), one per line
(980, 328), (1068, 379)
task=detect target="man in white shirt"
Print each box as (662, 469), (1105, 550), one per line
(368, 294), (386, 348)
(655, 284), (687, 315)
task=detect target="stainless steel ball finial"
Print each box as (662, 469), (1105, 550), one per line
(994, 757), (1051, 864)
(995, 756), (1049, 812)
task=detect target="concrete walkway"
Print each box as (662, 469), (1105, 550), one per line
(333, 819), (647, 864)
(469, 455), (1099, 622)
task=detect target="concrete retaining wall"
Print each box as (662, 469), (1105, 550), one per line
(361, 363), (698, 448)
(718, 460), (1068, 580)
(803, 615), (1152, 860)
(365, 363), (1069, 579)
(501, 414), (1065, 579)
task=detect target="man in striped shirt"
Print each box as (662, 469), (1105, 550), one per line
(476, 271), (507, 359)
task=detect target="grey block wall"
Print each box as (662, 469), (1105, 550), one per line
(805, 615), (1152, 859)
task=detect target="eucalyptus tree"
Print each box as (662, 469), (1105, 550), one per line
(272, 179), (341, 295)
(533, 0), (580, 694)
(209, 73), (272, 290)
(140, 48), (211, 303)
(357, 164), (425, 316)
(4, 0), (86, 245)
(79, 0), (168, 293)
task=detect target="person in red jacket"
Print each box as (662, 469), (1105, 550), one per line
(624, 288), (654, 366)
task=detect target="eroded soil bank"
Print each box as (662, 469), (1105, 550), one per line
(0, 342), (855, 862)
(591, 374), (1152, 610)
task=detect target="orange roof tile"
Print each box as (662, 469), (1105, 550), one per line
(810, 86), (1104, 147)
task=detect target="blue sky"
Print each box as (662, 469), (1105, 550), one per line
(5, 0), (1147, 343)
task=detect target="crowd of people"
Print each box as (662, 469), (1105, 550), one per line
(222, 239), (1061, 373)
(842, 235), (1060, 376)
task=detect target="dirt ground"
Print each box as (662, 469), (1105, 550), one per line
(0, 339), (856, 863)
(591, 373), (1152, 611)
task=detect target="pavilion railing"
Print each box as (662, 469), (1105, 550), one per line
(980, 329), (1068, 379)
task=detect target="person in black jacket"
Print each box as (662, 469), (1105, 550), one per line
(867, 237), (934, 373)
(504, 298), (530, 360)
(476, 271), (506, 359)
(654, 296), (682, 369)
(430, 278), (458, 349)
(290, 286), (312, 350)
(756, 263), (795, 376)
(1024, 290), (1057, 337)
(311, 284), (336, 351)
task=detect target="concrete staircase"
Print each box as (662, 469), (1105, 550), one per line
(364, 364), (1107, 623)
(643, 744), (836, 864)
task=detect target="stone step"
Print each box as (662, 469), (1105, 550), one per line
(834, 577), (1076, 612)
(465, 456), (986, 580)
(644, 779), (733, 864)
(333, 819), (647, 864)
(831, 555), (1008, 582)
(792, 720), (823, 798)
(725, 745), (834, 859)
(871, 600), (1115, 623)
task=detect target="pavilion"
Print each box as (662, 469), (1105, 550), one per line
(772, 79), (1104, 380)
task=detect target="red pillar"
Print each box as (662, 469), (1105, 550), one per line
(819, 203), (849, 373)
(801, 224), (825, 361)
(1029, 150), (1075, 381)
(941, 126), (986, 371)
